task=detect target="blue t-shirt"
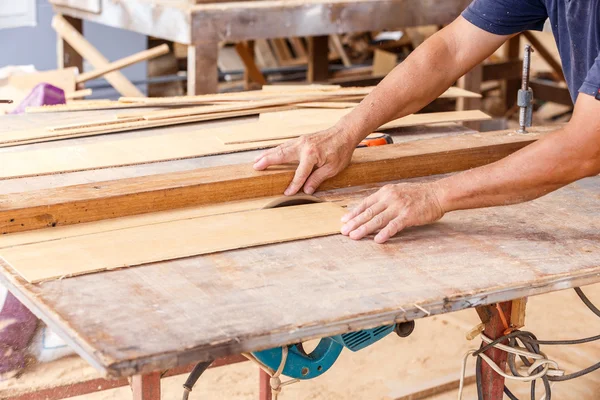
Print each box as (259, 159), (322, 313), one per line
(463, 0), (600, 103)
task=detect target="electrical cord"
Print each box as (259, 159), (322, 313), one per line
(469, 287), (600, 400)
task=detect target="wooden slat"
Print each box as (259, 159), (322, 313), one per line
(1, 202), (346, 283)
(52, 15), (144, 97)
(75, 44), (170, 84)
(0, 126), (557, 234)
(217, 110), (492, 145)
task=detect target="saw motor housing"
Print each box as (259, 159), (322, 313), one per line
(252, 322), (415, 380)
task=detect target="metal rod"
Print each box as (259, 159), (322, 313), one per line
(521, 44), (532, 91)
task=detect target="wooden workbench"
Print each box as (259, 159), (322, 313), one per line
(0, 112), (599, 399)
(49, 0), (471, 94)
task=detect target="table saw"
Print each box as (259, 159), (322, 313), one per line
(0, 110), (598, 400)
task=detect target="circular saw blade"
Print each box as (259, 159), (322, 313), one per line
(262, 194), (324, 209)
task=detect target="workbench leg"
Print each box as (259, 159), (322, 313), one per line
(307, 36), (329, 82)
(479, 301), (512, 400)
(57, 16), (83, 73)
(131, 372), (161, 400)
(188, 40), (219, 95)
(259, 369), (273, 400)
(504, 35), (521, 111)
(457, 63), (483, 130)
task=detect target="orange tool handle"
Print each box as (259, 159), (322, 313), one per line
(357, 134), (393, 148)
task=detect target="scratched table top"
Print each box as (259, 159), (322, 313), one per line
(1, 112), (599, 378)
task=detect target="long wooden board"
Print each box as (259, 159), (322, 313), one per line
(0, 126), (557, 234)
(0, 131), (287, 180)
(0, 105), (294, 148)
(217, 110), (491, 145)
(0, 202), (346, 283)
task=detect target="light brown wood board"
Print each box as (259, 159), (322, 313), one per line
(52, 15), (144, 98)
(116, 86), (481, 108)
(0, 130), (287, 180)
(0, 126), (557, 234)
(76, 44), (170, 84)
(219, 110), (492, 145)
(65, 88), (92, 100)
(119, 92), (362, 121)
(0, 202), (346, 283)
(372, 49), (398, 76)
(0, 196), (285, 249)
(0, 105), (294, 148)
(261, 84), (342, 92)
(296, 102), (357, 109)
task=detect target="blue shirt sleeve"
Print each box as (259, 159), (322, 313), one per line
(462, 0), (548, 35)
(579, 52), (600, 99)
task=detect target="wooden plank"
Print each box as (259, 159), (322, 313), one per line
(296, 101), (357, 109)
(187, 40), (219, 95)
(0, 196), (283, 249)
(65, 88), (92, 100)
(530, 79), (573, 106)
(482, 60), (522, 82)
(217, 110), (492, 144)
(307, 36), (329, 82)
(3, 105), (293, 148)
(331, 34), (352, 67)
(52, 15), (144, 97)
(0, 128), (288, 180)
(51, 0), (101, 13)
(56, 16), (83, 72)
(372, 49), (397, 76)
(0, 202), (346, 283)
(234, 42), (267, 86)
(75, 44), (169, 84)
(457, 64), (483, 130)
(0, 126), (557, 234)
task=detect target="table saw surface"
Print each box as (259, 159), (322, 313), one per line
(0, 111), (598, 378)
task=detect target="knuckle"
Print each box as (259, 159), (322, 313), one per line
(373, 213), (385, 227)
(364, 207), (374, 219)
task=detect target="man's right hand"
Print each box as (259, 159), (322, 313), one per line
(253, 125), (359, 196)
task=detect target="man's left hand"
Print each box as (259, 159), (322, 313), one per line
(340, 182), (445, 243)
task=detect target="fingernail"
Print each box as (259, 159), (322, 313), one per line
(284, 188), (292, 196)
(305, 186), (314, 194)
(341, 224), (350, 235)
(341, 214), (350, 223)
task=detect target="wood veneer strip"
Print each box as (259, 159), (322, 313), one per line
(218, 110), (492, 145)
(0, 126), (557, 234)
(0, 105), (294, 148)
(0, 202), (346, 283)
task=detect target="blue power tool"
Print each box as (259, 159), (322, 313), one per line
(252, 322), (415, 380)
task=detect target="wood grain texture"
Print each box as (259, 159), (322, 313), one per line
(0, 126), (557, 234)
(0, 176), (598, 377)
(218, 110), (491, 144)
(1, 202), (346, 283)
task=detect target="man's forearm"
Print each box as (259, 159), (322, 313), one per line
(436, 126), (600, 212)
(335, 18), (509, 144)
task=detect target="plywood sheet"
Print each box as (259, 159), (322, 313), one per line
(0, 202), (346, 283)
(220, 110), (491, 144)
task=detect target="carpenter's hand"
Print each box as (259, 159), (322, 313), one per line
(253, 126), (357, 195)
(341, 183), (445, 243)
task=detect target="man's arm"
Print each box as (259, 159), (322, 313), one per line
(253, 17), (511, 195)
(341, 94), (600, 243)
